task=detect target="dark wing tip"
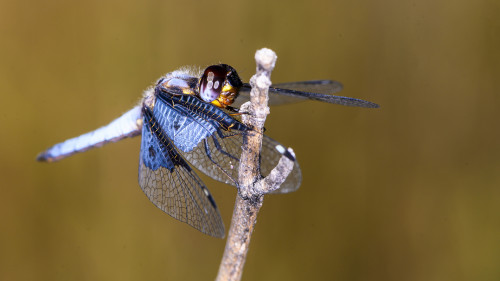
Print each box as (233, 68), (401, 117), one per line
(275, 144), (296, 161)
(366, 102), (381, 109)
(214, 228), (226, 239)
(327, 96), (380, 108)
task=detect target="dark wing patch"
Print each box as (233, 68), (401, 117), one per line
(139, 107), (224, 238)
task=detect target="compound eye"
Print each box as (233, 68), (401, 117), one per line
(199, 65), (227, 102)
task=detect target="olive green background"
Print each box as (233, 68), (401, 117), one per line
(1, 0), (499, 280)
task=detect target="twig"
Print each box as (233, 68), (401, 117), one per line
(215, 49), (295, 281)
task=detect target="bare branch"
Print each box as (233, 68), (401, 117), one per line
(215, 48), (295, 281)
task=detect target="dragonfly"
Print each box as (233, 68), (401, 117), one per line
(37, 64), (379, 238)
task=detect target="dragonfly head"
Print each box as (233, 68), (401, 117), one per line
(198, 64), (243, 108)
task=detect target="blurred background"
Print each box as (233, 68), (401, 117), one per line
(1, 0), (499, 280)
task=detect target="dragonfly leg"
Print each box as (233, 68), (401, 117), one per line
(202, 138), (237, 185)
(209, 132), (240, 162)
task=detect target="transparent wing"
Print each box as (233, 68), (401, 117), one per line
(261, 135), (302, 194)
(271, 80), (344, 95)
(235, 80), (379, 108)
(183, 129), (302, 194)
(155, 91), (302, 193)
(139, 109), (224, 238)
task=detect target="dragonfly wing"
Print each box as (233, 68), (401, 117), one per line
(261, 136), (302, 194)
(235, 80), (343, 107)
(271, 80), (343, 95)
(139, 107), (225, 238)
(266, 88), (380, 108)
(37, 106), (142, 162)
(182, 128), (303, 194)
(154, 90), (302, 193)
(236, 80), (379, 108)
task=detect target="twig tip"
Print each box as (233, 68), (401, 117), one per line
(255, 48), (277, 70)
